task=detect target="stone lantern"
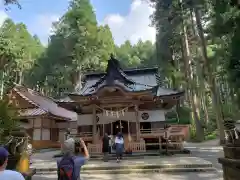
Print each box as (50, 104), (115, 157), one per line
(218, 119), (240, 180)
(4, 128), (36, 180)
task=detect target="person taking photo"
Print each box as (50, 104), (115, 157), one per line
(57, 138), (89, 180)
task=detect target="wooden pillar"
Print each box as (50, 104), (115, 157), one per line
(92, 105), (97, 143)
(120, 120), (122, 133)
(111, 122), (113, 135)
(50, 119), (52, 141)
(40, 118), (43, 140)
(127, 120), (130, 135)
(159, 137), (162, 152)
(103, 124), (105, 135)
(135, 105), (140, 141)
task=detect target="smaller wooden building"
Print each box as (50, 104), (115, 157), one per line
(8, 85), (77, 149)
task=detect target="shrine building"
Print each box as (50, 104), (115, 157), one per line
(56, 56), (187, 154)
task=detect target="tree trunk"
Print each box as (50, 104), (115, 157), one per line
(181, 18), (204, 141)
(189, 7), (209, 126)
(193, 6), (225, 143)
(18, 71), (23, 85)
(0, 70), (4, 100)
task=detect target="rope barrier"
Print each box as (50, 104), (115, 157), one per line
(95, 104), (132, 118)
(3, 135), (30, 146)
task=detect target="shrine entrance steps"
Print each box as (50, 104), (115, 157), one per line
(33, 156), (216, 175)
(89, 150), (191, 160)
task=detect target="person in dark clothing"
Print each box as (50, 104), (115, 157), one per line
(102, 133), (110, 162)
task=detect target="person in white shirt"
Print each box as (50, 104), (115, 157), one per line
(115, 132), (124, 162)
(0, 146), (25, 180)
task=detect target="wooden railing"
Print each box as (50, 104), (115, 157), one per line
(167, 126), (186, 140)
(170, 125), (189, 139)
(68, 132), (93, 139)
(128, 141), (146, 152)
(75, 132), (93, 137)
(140, 128), (165, 137)
(67, 125), (188, 143)
(87, 143), (102, 154)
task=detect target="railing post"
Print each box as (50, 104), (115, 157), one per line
(159, 137), (162, 152)
(92, 105), (97, 143)
(134, 105), (140, 141)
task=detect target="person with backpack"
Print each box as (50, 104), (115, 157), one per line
(57, 137), (89, 180)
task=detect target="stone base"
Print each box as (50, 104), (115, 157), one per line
(33, 156), (214, 174)
(218, 158), (240, 180)
(223, 146), (240, 159)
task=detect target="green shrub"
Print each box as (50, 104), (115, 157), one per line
(166, 118), (190, 124)
(204, 130), (217, 140)
(0, 98), (19, 143)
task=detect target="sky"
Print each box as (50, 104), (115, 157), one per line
(0, 0), (156, 46)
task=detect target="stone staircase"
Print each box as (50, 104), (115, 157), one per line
(33, 155), (216, 175)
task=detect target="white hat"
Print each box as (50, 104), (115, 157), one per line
(62, 138), (75, 154)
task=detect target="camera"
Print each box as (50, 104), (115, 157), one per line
(65, 129), (84, 154)
(74, 140), (81, 154)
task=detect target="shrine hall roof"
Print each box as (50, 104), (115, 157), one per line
(84, 67), (159, 79)
(13, 85), (77, 120)
(68, 56), (184, 98)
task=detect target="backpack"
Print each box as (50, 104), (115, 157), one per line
(58, 155), (76, 180)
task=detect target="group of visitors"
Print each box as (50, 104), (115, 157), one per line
(0, 132), (124, 180)
(102, 132), (124, 162)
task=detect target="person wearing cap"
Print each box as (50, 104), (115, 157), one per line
(0, 146), (25, 180)
(57, 137), (89, 180)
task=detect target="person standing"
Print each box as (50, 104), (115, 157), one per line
(109, 135), (114, 154)
(0, 147), (25, 180)
(102, 133), (110, 162)
(57, 138), (89, 180)
(115, 132), (124, 163)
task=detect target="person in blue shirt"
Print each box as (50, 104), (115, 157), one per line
(0, 146), (25, 180)
(57, 138), (89, 180)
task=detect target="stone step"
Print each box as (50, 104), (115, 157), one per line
(34, 160), (213, 174)
(36, 167), (216, 175)
(32, 156), (213, 175)
(53, 149), (191, 159)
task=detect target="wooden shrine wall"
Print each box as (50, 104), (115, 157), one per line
(31, 117), (61, 149)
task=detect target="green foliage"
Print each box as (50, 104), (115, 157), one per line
(165, 106), (191, 125)
(96, 25), (115, 70)
(26, 0), (117, 97)
(25, 0), (156, 97)
(205, 132), (217, 141)
(0, 98), (19, 142)
(115, 40), (156, 68)
(0, 18), (44, 97)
